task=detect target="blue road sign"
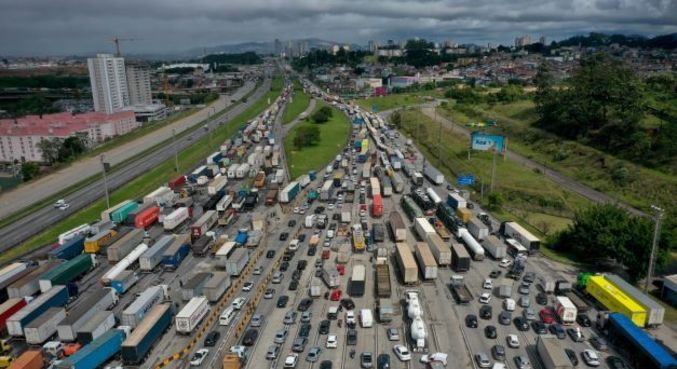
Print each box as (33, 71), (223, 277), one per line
(457, 175), (475, 186)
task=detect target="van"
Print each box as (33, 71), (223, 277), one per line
(503, 298), (516, 312)
(360, 309), (373, 328)
(219, 307), (236, 326)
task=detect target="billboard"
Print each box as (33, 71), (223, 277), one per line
(470, 132), (506, 153)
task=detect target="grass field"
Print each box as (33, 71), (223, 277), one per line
(282, 80), (310, 125)
(0, 76), (284, 265)
(285, 102), (351, 179)
(356, 93), (438, 112)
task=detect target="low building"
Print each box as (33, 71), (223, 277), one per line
(123, 104), (167, 123)
(661, 274), (677, 307)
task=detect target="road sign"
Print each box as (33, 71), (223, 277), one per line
(457, 175), (475, 186)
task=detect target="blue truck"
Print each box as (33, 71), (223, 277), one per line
(162, 239), (190, 270)
(234, 229), (248, 245)
(308, 171), (317, 181)
(6, 285), (69, 336)
(57, 329), (126, 369)
(121, 304), (172, 364)
(48, 236), (85, 261)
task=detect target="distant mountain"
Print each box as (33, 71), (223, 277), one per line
(553, 32), (677, 49)
(180, 38), (359, 58)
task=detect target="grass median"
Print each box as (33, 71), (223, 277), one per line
(0, 76), (283, 265)
(284, 102), (351, 179)
(282, 80), (310, 125)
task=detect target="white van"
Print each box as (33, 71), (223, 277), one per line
(219, 307), (236, 326)
(503, 298), (516, 312)
(360, 309), (373, 328)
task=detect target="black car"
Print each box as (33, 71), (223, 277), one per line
(577, 314), (592, 327)
(319, 319), (330, 334)
(347, 329), (357, 345)
(298, 234), (306, 242)
(485, 325), (497, 339)
(307, 247), (317, 256)
(480, 305), (493, 320)
(489, 270), (502, 278)
(282, 254), (292, 262)
(292, 270), (302, 280)
(531, 321), (547, 334)
(549, 324), (566, 339)
(314, 206), (325, 214)
(297, 260), (307, 270)
(242, 329), (258, 346)
(606, 356), (630, 369)
(204, 331), (220, 346)
(298, 298), (313, 311)
(288, 280), (298, 291)
(465, 314), (478, 328)
(377, 354), (391, 369)
(523, 272), (536, 284)
(298, 323), (311, 337)
(288, 220), (296, 227)
(320, 360), (333, 369)
(277, 295), (289, 308)
(491, 345), (506, 360)
(266, 250), (276, 258)
(514, 317), (529, 331)
(279, 232), (289, 241)
(279, 261), (289, 271)
(536, 292), (548, 305)
(498, 311), (512, 325)
(565, 349), (579, 366)
(341, 298), (355, 310)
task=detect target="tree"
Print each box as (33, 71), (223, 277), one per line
(36, 138), (61, 165)
(487, 192), (503, 210)
(21, 162), (39, 181)
(390, 110), (403, 128)
(312, 106), (333, 124)
(293, 125), (321, 149)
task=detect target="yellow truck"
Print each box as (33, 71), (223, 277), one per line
(456, 208), (472, 224)
(586, 276), (647, 327)
(0, 356), (13, 368)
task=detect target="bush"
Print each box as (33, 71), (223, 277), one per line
(312, 106), (333, 124)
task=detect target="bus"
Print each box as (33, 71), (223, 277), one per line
(505, 238), (529, 257)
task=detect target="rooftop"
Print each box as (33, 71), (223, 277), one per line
(0, 111), (135, 137)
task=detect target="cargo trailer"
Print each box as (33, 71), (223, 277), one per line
(8, 350), (43, 369)
(369, 177), (380, 197)
(208, 177), (228, 195)
(7, 285), (69, 336)
(605, 313), (677, 369)
(481, 235), (507, 260)
(56, 288), (117, 342)
(423, 165), (443, 185)
(191, 236), (212, 257)
(107, 229), (144, 262)
(75, 310), (116, 344)
(24, 307), (66, 344)
(48, 236), (85, 261)
(371, 194), (383, 218)
(110, 202), (139, 224)
(537, 335), (573, 369)
(83, 229), (118, 254)
(163, 207), (190, 231)
(121, 304), (172, 364)
(426, 234), (451, 266)
(143, 186), (176, 207)
(58, 329), (125, 369)
(349, 265), (366, 297)
(375, 264), (391, 298)
(278, 181), (300, 203)
(134, 206), (160, 229)
(467, 218), (489, 241)
(122, 286), (165, 328)
(226, 249), (249, 277)
(162, 235), (190, 269)
(190, 210), (218, 241)
(447, 192), (466, 209)
(395, 243), (418, 285)
(414, 217), (436, 240)
(501, 221), (540, 252)
(203, 272), (231, 302)
(415, 242), (438, 280)
(100, 243), (148, 285)
(388, 212), (406, 242)
(8, 261), (59, 299)
(0, 298), (27, 333)
(110, 270), (139, 295)
(605, 274), (665, 327)
(176, 296), (209, 334)
(181, 273), (212, 301)
(38, 254), (95, 293)
(585, 276), (646, 327)
(215, 242), (237, 269)
(450, 242), (470, 273)
(139, 235), (173, 272)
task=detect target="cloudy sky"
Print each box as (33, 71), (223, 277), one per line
(1, 0), (675, 56)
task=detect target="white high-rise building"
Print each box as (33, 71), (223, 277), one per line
(125, 64), (152, 106)
(87, 54), (129, 114)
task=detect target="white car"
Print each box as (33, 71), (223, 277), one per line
(345, 311), (356, 326)
(507, 334), (520, 348)
(253, 266), (263, 275)
(190, 348), (209, 366)
(483, 279), (493, 289)
(232, 297), (247, 310)
(499, 258), (513, 268)
(393, 345), (411, 362)
(582, 350), (600, 367)
(58, 203), (70, 210)
(326, 334), (338, 348)
(54, 199), (66, 208)
(284, 353), (299, 368)
(479, 293), (491, 304)
(242, 281), (254, 292)
(293, 207), (300, 214)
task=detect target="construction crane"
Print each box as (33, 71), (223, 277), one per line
(110, 37), (137, 57)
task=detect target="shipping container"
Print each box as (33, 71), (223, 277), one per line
(7, 262), (59, 299)
(176, 296), (209, 334)
(48, 236), (85, 261)
(83, 229), (118, 254)
(349, 265), (366, 297)
(413, 217), (436, 240)
(75, 310), (116, 344)
(426, 234), (451, 266)
(605, 274), (665, 327)
(450, 242), (470, 273)
(203, 272), (231, 302)
(226, 249), (249, 277)
(24, 307), (66, 344)
(110, 202), (139, 224)
(162, 234), (190, 269)
(107, 229), (144, 262)
(121, 304), (172, 364)
(0, 298), (27, 333)
(415, 242), (438, 280)
(110, 270), (139, 295)
(395, 243), (418, 285)
(139, 235), (174, 272)
(122, 286), (165, 328)
(467, 217), (489, 241)
(163, 207), (190, 231)
(7, 286), (68, 336)
(182, 273), (212, 301)
(57, 288), (117, 342)
(388, 212), (406, 242)
(586, 276), (646, 327)
(59, 329), (125, 369)
(375, 264), (391, 298)
(101, 200), (133, 222)
(7, 350), (43, 369)
(501, 221), (540, 252)
(134, 206), (160, 229)
(190, 210), (218, 241)
(481, 235), (507, 260)
(447, 192), (466, 209)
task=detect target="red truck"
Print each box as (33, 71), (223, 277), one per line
(134, 206), (160, 229)
(371, 194), (383, 218)
(168, 175), (186, 190)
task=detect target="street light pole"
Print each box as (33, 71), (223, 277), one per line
(100, 154), (110, 209)
(645, 205), (664, 292)
(172, 129), (179, 172)
(490, 149), (497, 193)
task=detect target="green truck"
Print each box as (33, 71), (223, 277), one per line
(38, 254), (96, 293)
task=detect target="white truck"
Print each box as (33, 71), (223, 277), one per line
(176, 296), (210, 334)
(340, 211), (351, 224)
(414, 217), (436, 240)
(555, 296), (577, 325)
(360, 309), (373, 328)
(226, 248), (249, 277)
(537, 335), (573, 369)
(482, 235), (507, 259)
(305, 215), (316, 228)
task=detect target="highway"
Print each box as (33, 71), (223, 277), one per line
(0, 70), (273, 253)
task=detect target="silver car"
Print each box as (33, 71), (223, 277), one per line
(274, 329), (288, 344)
(251, 314), (264, 327)
(284, 310), (297, 324)
(266, 345), (280, 360)
(475, 352), (492, 368)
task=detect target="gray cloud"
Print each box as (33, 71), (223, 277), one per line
(0, 0), (675, 56)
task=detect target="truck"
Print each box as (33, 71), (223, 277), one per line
(423, 165), (444, 185)
(321, 268), (340, 289)
(48, 236), (85, 261)
(536, 335), (573, 369)
(24, 307), (66, 344)
(555, 296), (577, 325)
(415, 242), (438, 280)
(414, 217), (436, 240)
(605, 273), (664, 327)
(83, 229), (118, 254)
(352, 229), (366, 253)
(163, 207), (190, 231)
(253, 171), (266, 188)
(122, 286), (165, 328)
(337, 244), (350, 264)
(162, 235), (190, 269)
(264, 190), (278, 206)
(121, 304), (172, 364)
(371, 194), (383, 218)
(278, 181), (300, 203)
(203, 272), (231, 302)
(139, 235), (174, 272)
(106, 229), (144, 262)
(425, 233), (451, 266)
(215, 242), (237, 269)
(447, 192), (466, 209)
(375, 264), (392, 298)
(458, 228), (485, 261)
(412, 172), (424, 186)
(450, 242), (470, 273)
(395, 243), (418, 285)
(56, 329), (126, 369)
(208, 176), (228, 195)
(450, 281), (472, 305)
(388, 212), (406, 242)
(134, 206), (160, 229)
(234, 229), (248, 245)
(7, 286), (68, 336)
(222, 354), (242, 369)
(309, 278), (323, 298)
(349, 265), (366, 297)
(191, 236), (212, 257)
(75, 310), (116, 344)
(501, 221), (540, 252)
(190, 210), (218, 241)
(498, 279), (513, 298)
(305, 215), (316, 228)
(372, 223), (385, 243)
(8, 350), (43, 369)
(7, 262), (59, 299)
(537, 276), (556, 294)
(176, 296), (210, 334)
(432, 219), (451, 241)
(226, 249), (249, 277)
(182, 273), (211, 301)
(369, 177), (380, 197)
(359, 309), (373, 328)
(100, 243), (148, 285)
(467, 217), (489, 241)
(57, 288), (117, 342)
(482, 235), (507, 260)
(235, 163), (250, 179)
(110, 270), (138, 295)
(585, 275), (646, 327)
(377, 298), (394, 323)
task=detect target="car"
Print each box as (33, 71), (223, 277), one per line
(507, 334), (520, 348)
(361, 352), (374, 368)
(465, 314), (478, 328)
(492, 345), (506, 360)
(386, 327), (400, 341)
(204, 331), (220, 347)
(250, 314), (264, 327)
(284, 353), (299, 368)
(531, 321), (547, 334)
(284, 310), (297, 324)
(483, 279), (493, 289)
(190, 348), (209, 366)
(232, 297), (247, 310)
(288, 220), (297, 227)
(549, 323), (566, 339)
(498, 311), (512, 325)
(274, 329), (289, 344)
(321, 249), (330, 259)
(480, 305), (493, 319)
(299, 323), (311, 337)
(319, 360), (333, 369)
(393, 345), (411, 362)
(58, 203), (70, 210)
(307, 247), (317, 256)
(484, 325), (497, 339)
(54, 199), (67, 208)
(266, 250), (276, 258)
(567, 327), (585, 342)
(280, 233), (289, 241)
(345, 310), (356, 327)
(577, 314), (592, 327)
(301, 311), (312, 323)
(326, 334), (338, 348)
(514, 355), (532, 369)
(518, 295), (530, 308)
(347, 329), (358, 345)
(242, 329), (258, 346)
(288, 280), (299, 291)
(280, 259), (291, 268)
(606, 356), (630, 369)
(377, 354), (391, 369)
(514, 316), (529, 331)
(318, 319), (330, 334)
(277, 295), (289, 308)
(307, 346), (322, 362)
(523, 272), (536, 284)
(298, 298), (313, 311)
(539, 307), (555, 324)
(297, 260), (307, 270)
(293, 207), (300, 214)
(590, 336), (609, 351)
(504, 298), (516, 311)
(266, 345), (280, 360)
(242, 281), (254, 291)
(479, 293), (491, 304)
(264, 288), (275, 299)
(298, 234), (307, 242)
(518, 283), (530, 295)
(292, 270), (302, 280)
(292, 337), (308, 352)
(536, 292), (548, 305)
(489, 270), (502, 278)
(499, 258), (513, 268)
(522, 308), (537, 321)
(565, 349), (579, 366)
(582, 350), (600, 367)
(474, 352), (492, 368)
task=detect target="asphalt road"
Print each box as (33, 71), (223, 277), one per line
(0, 73), (273, 253)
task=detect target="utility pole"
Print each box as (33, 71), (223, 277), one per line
(490, 148), (497, 193)
(172, 129), (179, 172)
(435, 103), (441, 165)
(100, 155), (110, 209)
(645, 205), (664, 292)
